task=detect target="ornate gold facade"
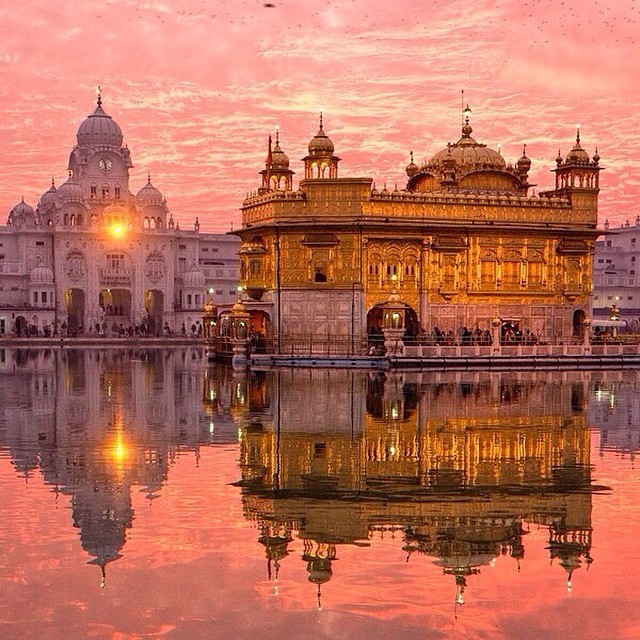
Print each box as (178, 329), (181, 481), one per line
(235, 111), (601, 346)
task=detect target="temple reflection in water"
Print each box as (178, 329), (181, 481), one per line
(3, 347), (640, 608)
(235, 368), (605, 605)
(0, 347), (239, 585)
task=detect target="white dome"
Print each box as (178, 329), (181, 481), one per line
(8, 198), (36, 227)
(30, 261), (54, 284)
(39, 181), (58, 209)
(57, 177), (84, 202)
(183, 264), (205, 287)
(10, 198), (35, 217)
(77, 101), (123, 148)
(136, 178), (164, 205)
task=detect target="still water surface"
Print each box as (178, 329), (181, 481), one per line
(1, 347), (639, 639)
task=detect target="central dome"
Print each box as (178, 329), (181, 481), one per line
(77, 97), (124, 148)
(429, 121), (505, 169)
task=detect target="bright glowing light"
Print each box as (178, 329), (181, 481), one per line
(109, 223), (126, 238)
(110, 432), (128, 465)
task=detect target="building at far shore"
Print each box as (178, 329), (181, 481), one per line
(234, 109), (602, 349)
(593, 219), (640, 331)
(0, 94), (239, 338)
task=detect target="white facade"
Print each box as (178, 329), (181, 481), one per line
(593, 218), (640, 330)
(0, 96), (239, 337)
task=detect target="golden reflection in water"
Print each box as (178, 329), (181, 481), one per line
(2, 348), (640, 639)
(235, 369), (600, 606)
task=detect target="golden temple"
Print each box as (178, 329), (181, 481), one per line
(234, 108), (601, 350)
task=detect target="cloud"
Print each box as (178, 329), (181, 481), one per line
(0, 0), (638, 230)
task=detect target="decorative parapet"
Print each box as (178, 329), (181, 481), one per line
(239, 182), (591, 228)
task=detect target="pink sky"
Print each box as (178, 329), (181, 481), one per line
(0, 0), (638, 232)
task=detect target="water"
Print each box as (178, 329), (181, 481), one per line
(0, 347), (639, 639)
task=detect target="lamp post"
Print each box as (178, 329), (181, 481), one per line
(582, 317), (591, 351)
(609, 304), (620, 339)
(491, 316), (502, 354)
(202, 298), (218, 361)
(229, 299), (251, 369)
(381, 290), (406, 357)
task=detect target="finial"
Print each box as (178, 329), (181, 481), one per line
(498, 143), (502, 155)
(319, 108), (324, 130)
(68, 170), (72, 178)
(275, 125), (280, 145)
(463, 103), (472, 123)
(96, 85), (102, 107)
(51, 177), (55, 187)
(147, 172), (151, 183)
(576, 123), (581, 145)
(410, 150), (414, 163)
(522, 143), (527, 156)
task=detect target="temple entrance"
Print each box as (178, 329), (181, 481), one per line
(64, 288), (85, 336)
(145, 290), (164, 336)
(573, 309), (586, 338)
(99, 288), (131, 320)
(248, 310), (271, 353)
(14, 315), (28, 337)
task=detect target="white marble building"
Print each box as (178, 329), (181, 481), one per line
(0, 94), (239, 337)
(592, 218), (640, 330)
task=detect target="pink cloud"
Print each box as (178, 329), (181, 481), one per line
(0, 0), (637, 231)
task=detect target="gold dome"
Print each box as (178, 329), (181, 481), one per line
(429, 119), (505, 170)
(308, 113), (335, 156)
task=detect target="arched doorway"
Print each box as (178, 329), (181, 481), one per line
(14, 315), (28, 337)
(99, 288), (132, 320)
(145, 290), (164, 336)
(573, 309), (586, 339)
(248, 310), (271, 353)
(65, 289), (85, 335)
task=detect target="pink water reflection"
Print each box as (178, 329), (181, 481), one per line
(1, 350), (639, 639)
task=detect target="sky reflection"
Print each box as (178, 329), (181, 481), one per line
(0, 348), (638, 639)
